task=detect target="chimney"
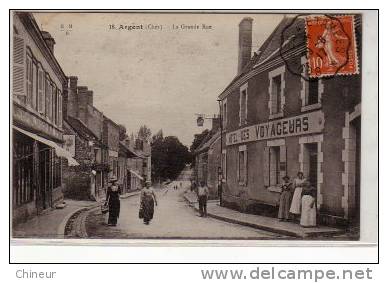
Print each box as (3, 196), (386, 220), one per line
(237, 17), (253, 74)
(67, 76), (78, 118)
(77, 86), (89, 124)
(86, 90), (93, 105)
(41, 31), (56, 54)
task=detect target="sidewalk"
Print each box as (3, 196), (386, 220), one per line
(12, 199), (99, 239)
(183, 192), (344, 238)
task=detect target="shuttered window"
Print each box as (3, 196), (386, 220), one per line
(45, 76), (52, 120)
(32, 60), (38, 109)
(58, 89), (62, 127)
(13, 35), (25, 100)
(37, 66), (45, 114)
(26, 52), (33, 106)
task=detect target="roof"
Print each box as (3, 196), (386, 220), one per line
(66, 116), (105, 148)
(218, 17), (305, 99)
(119, 141), (141, 158)
(194, 130), (221, 155)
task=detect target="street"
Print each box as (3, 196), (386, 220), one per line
(85, 174), (283, 239)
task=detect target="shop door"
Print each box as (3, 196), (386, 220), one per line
(307, 143), (318, 189)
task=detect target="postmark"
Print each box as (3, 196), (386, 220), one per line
(305, 15), (359, 78)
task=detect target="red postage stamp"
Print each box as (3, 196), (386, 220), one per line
(305, 15), (359, 78)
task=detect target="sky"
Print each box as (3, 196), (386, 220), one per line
(34, 12), (283, 146)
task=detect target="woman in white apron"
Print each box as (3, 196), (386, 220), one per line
(289, 172), (307, 216)
(300, 185), (317, 227)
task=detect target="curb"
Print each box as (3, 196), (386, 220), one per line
(57, 204), (99, 237)
(183, 195), (343, 239)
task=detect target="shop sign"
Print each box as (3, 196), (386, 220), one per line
(226, 110), (324, 146)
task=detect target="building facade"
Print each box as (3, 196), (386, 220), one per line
(12, 12), (77, 224)
(62, 76), (110, 201)
(103, 116), (120, 181)
(218, 16), (361, 226)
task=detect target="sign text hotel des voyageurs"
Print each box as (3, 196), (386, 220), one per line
(226, 110), (324, 146)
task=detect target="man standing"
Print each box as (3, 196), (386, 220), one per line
(197, 181), (209, 217)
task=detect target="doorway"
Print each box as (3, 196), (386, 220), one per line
(306, 143), (318, 189)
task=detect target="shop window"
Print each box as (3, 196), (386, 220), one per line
(237, 145), (247, 185)
(239, 84), (248, 126)
(13, 134), (34, 206)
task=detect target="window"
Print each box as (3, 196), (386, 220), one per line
(307, 79), (319, 105)
(32, 60), (37, 109)
(222, 150), (227, 181)
(26, 52), (33, 106)
(300, 56), (322, 111)
(13, 135), (34, 206)
(52, 84), (57, 125)
(239, 84), (248, 126)
(264, 141), (287, 188)
(269, 146), (280, 186)
(37, 66), (45, 114)
(272, 75), (282, 114)
(58, 89), (62, 127)
(53, 155), (62, 189)
(268, 66), (285, 119)
(13, 35), (25, 100)
(45, 75), (52, 120)
(237, 145), (247, 185)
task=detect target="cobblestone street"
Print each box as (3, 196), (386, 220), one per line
(84, 181), (284, 239)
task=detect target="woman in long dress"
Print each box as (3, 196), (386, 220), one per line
(289, 172), (307, 217)
(140, 181), (158, 225)
(106, 178), (121, 226)
(300, 185), (317, 227)
(278, 175), (293, 222)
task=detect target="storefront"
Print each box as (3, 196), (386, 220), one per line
(12, 126), (78, 224)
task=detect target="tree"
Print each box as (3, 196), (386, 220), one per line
(151, 135), (191, 182)
(137, 125), (152, 142)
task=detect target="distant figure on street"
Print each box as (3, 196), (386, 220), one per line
(277, 175), (293, 222)
(180, 182), (182, 189)
(197, 181), (209, 217)
(106, 177), (121, 226)
(140, 181), (158, 225)
(300, 184), (317, 227)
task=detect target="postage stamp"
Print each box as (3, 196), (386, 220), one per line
(305, 15), (359, 78)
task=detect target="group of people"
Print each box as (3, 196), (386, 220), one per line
(104, 173), (316, 228)
(104, 177), (158, 226)
(277, 172), (317, 227)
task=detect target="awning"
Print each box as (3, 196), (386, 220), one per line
(13, 126), (79, 166)
(128, 169), (144, 180)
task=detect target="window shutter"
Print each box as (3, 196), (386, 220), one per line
(58, 91), (62, 127)
(12, 35), (25, 98)
(263, 146), (270, 186)
(38, 68), (44, 113)
(280, 145), (287, 179)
